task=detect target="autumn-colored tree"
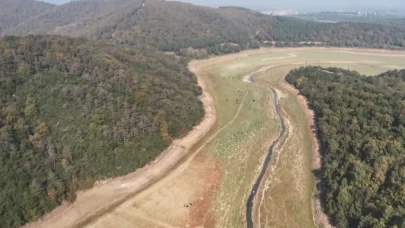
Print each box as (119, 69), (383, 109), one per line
(0, 35), (203, 228)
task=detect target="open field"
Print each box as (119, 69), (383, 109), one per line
(23, 48), (405, 228)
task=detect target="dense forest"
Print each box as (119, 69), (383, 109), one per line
(286, 67), (405, 227)
(269, 17), (405, 48)
(4, 0), (405, 55)
(0, 35), (204, 227)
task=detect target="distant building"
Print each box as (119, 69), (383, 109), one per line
(261, 9), (299, 16)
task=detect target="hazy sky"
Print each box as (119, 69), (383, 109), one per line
(41, 0), (405, 11)
(42, 0), (70, 4)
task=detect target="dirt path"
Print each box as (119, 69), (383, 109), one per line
(261, 53), (297, 61)
(23, 71), (217, 228)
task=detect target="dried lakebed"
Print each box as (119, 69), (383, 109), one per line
(246, 86), (286, 228)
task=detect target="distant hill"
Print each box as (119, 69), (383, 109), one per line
(5, 0), (405, 55)
(5, 0), (142, 37)
(293, 11), (405, 27)
(6, 0), (263, 56)
(0, 0), (55, 36)
(0, 35), (203, 228)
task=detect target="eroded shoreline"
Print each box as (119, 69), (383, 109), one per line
(282, 82), (334, 228)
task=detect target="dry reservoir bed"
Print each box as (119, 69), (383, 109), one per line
(24, 48), (405, 228)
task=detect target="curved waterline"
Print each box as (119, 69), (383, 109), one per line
(246, 78), (286, 228)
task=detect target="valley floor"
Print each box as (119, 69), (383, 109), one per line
(23, 47), (405, 228)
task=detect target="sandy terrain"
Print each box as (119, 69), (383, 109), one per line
(23, 70), (217, 228)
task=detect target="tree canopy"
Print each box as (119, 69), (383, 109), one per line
(286, 67), (405, 228)
(0, 35), (204, 227)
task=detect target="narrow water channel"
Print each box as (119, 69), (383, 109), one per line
(246, 81), (286, 228)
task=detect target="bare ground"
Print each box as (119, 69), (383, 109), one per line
(189, 47), (405, 67)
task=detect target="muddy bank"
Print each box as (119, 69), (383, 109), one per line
(281, 82), (334, 228)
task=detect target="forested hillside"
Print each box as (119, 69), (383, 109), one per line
(5, 0), (405, 55)
(0, 35), (204, 228)
(269, 17), (405, 48)
(0, 0), (55, 36)
(4, 0), (141, 38)
(286, 67), (405, 227)
(293, 12), (405, 28)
